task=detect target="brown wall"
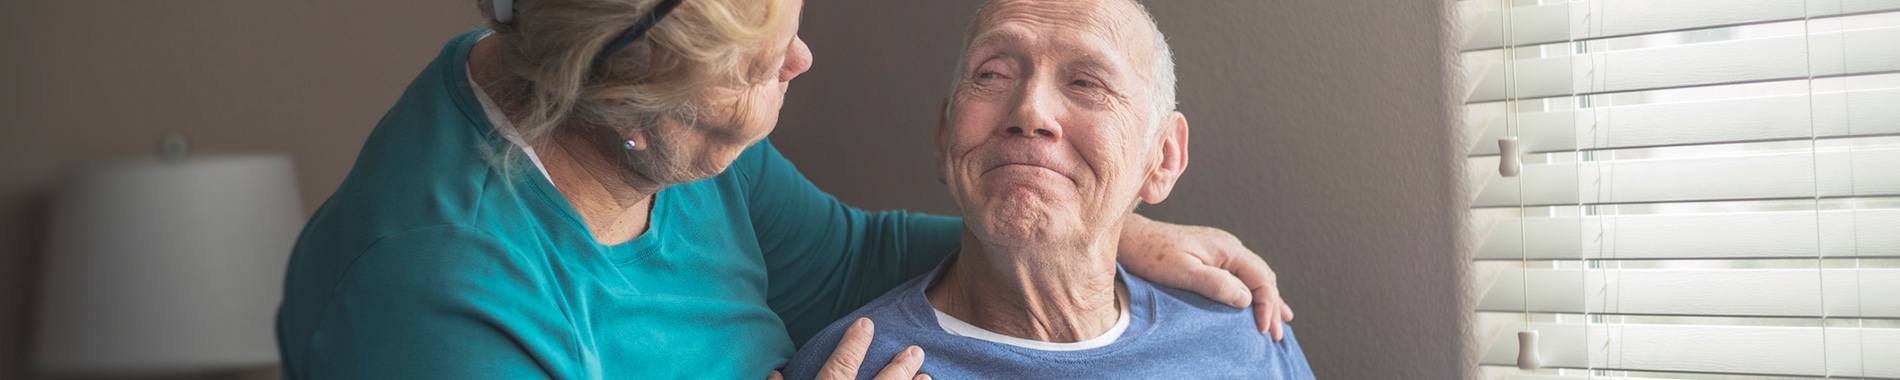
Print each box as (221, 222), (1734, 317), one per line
(0, 0), (1469, 378)
(772, 0), (1472, 378)
(0, 0), (485, 377)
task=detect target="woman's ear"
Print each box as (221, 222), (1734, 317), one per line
(625, 129), (650, 151)
(1138, 111), (1189, 205)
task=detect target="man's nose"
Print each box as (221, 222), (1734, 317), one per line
(999, 79), (1063, 139)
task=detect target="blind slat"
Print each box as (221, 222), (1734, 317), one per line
(1504, 375), (1678, 380)
(1470, 148), (1900, 207)
(1465, 26), (1900, 103)
(1465, 2), (1900, 378)
(1467, 87), (1900, 156)
(1475, 209), (1900, 260)
(1480, 323), (1900, 377)
(1477, 268), (1900, 318)
(1463, 0), (1900, 50)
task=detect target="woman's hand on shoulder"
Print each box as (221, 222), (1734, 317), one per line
(773, 318), (931, 380)
(1117, 214), (1295, 340)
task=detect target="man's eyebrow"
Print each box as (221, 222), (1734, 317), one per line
(965, 27), (1133, 81)
(1063, 41), (1132, 77)
(1066, 57), (1112, 76)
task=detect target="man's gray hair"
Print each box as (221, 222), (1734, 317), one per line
(947, 0), (1177, 135)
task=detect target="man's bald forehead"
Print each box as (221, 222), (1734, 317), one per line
(970, 0), (1157, 49)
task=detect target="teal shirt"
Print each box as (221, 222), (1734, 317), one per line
(276, 29), (961, 380)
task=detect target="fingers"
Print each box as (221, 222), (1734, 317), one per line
(820, 318), (876, 380)
(1254, 286), (1283, 339)
(1215, 243), (1285, 337)
(1200, 262), (1256, 309)
(1254, 300), (1274, 337)
(767, 371), (784, 380)
(1266, 291), (1295, 341)
(871, 346), (926, 380)
(1117, 218), (1293, 341)
(1266, 308), (1283, 341)
(820, 319), (930, 380)
(1263, 276), (1282, 339)
(1168, 250), (1257, 309)
(1281, 298), (1296, 321)
(1270, 282), (1293, 322)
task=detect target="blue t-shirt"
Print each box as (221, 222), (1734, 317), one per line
(275, 29), (961, 380)
(783, 262), (1316, 380)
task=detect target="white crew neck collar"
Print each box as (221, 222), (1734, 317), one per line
(930, 280), (1131, 352)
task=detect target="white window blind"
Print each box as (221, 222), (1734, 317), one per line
(1461, 1), (1900, 379)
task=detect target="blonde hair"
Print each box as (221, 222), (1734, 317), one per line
(474, 0), (782, 168)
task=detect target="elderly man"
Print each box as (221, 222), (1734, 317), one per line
(781, 0), (1313, 378)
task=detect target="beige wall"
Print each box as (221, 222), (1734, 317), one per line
(0, 0), (484, 377)
(772, 0), (1472, 378)
(0, 0), (1469, 378)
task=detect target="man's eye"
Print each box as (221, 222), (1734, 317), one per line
(978, 72), (1002, 79)
(1071, 79), (1097, 88)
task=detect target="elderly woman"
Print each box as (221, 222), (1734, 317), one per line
(275, 0), (1292, 379)
(784, 1), (1312, 378)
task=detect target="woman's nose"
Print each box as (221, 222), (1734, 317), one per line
(780, 36), (813, 83)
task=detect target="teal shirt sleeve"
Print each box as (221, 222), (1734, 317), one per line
(735, 139), (962, 347)
(299, 226), (574, 379)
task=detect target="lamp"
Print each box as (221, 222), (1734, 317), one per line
(32, 136), (303, 378)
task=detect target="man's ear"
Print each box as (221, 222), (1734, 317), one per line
(936, 98), (951, 184)
(1138, 111), (1189, 205)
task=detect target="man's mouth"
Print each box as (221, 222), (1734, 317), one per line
(985, 163), (1054, 174)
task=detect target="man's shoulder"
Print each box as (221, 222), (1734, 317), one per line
(1127, 272), (1269, 349)
(819, 284), (931, 339)
(783, 274), (939, 379)
(1126, 273), (1317, 379)
(1126, 272), (1254, 323)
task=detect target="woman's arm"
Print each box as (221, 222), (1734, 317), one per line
(738, 140), (961, 346)
(291, 226), (562, 379)
(739, 139), (1291, 344)
(1118, 213), (1295, 340)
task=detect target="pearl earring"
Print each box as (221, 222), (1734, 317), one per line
(623, 139), (638, 150)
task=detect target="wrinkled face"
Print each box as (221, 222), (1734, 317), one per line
(633, 0), (812, 184)
(940, 0), (1171, 248)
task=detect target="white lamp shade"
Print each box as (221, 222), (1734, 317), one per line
(34, 154), (303, 376)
